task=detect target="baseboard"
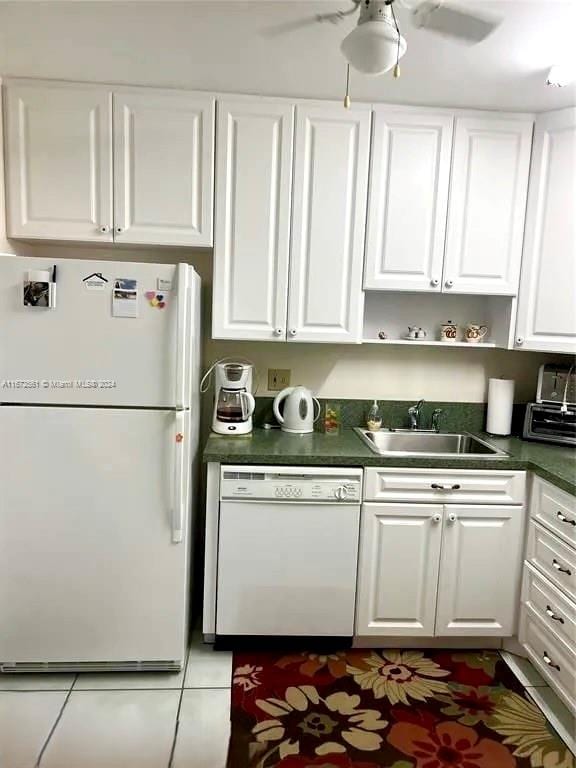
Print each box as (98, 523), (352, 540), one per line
(501, 636), (527, 657)
(352, 636), (504, 649)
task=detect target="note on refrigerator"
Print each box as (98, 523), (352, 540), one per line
(112, 279), (139, 318)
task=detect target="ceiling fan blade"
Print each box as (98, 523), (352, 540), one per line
(259, 15), (323, 38)
(412, 1), (501, 43)
(260, 1), (360, 38)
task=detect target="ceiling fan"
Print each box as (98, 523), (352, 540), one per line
(263, 0), (500, 77)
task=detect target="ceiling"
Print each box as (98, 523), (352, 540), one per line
(0, 0), (575, 111)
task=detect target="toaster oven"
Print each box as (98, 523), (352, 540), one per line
(523, 363), (576, 446)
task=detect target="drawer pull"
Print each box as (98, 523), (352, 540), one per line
(431, 483), (461, 491)
(545, 605), (565, 624)
(542, 652), (560, 671)
(552, 559), (572, 576)
(557, 511), (576, 526)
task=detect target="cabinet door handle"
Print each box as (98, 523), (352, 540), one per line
(432, 513), (442, 523)
(445, 279), (453, 288)
(274, 328), (284, 336)
(99, 225), (110, 233)
(430, 278), (439, 287)
(557, 511), (576, 526)
(545, 605), (565, 624)
(552, 559), (572, 576)
(448, 512), (457, 523)
(516, 336), (524, 345)
(289, 329), (297, 337)
(542, 652), (560, 671)
(431, 483), (461, 491)
(115, 226), (123, 234)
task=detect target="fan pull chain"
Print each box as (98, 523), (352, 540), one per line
(390, 0), (401, 78)
(344, 63), (351, 108)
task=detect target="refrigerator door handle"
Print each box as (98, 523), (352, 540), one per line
(175, 264), (189, 409)
(172, 411), (186, 544)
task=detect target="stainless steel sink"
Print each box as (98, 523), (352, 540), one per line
(355, 428), (507, 457)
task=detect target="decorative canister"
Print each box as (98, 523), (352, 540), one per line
(440, 321), (458, 342)
(465, 324), (489, 343)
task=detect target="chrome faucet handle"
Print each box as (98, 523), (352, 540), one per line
(408, 399), (425, 430)
(431, 408), (443, 433)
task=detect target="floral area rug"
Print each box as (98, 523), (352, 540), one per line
(227, 649), (574, 768)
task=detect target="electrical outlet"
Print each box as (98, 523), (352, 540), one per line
(268, 368), (291, 391)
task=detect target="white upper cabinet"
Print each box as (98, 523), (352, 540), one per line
(4, 79), (113, 242)
(355, 503), (443, 636)
(287, 104), (370, 343)
(364, 109), (453, 292)
(515, 108), (576, 353)
(3, 79), (215, 247)
(443, 116), (533, 295)
(113, 89), (214, 246)
(212, 99), (294, 341)
(435, 505), (525, 636)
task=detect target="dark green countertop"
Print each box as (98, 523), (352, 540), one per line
(203, 428), (576, 496)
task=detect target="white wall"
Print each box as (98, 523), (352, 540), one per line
(0, 1), (575, 112)
(0, 78), (7, 253)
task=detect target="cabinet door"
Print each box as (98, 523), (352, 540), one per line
(443, 116), (533, 295)
(515, 108), (576, 353)
(4, 79), (113, 242)
(435, 505), (525, 636)
(288, 104), (370, 343)
(113, 89), (214, 246)
(355, 503), (443, 636)
(364, 110), (453, 291)
(212, 100), (293, 340)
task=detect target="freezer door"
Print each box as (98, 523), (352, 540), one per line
(0, 254), (197, 407)
(0, 407), (191, 666)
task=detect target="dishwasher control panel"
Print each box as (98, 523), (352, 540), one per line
(220, 467), (362, 503)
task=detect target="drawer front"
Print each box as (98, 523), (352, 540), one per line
(522, 562), (576, 653)
(520, 605), (576, 715)
(527, 522), (576, 602)
(363, 468), (525, 504)
(532, 476), (576, 548)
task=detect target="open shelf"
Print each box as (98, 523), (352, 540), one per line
(362, 339), (497, 348)
(363, 291), (515, 349)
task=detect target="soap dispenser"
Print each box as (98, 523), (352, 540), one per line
(367, 400), (383, 431)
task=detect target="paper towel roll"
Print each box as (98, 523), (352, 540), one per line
(487, 378), (515, 435)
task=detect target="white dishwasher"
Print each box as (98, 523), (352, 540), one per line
(216, 465), (362, 637)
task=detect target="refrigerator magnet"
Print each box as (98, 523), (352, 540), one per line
(23, 269), (56, 309)
(112, 279), (139, 318)
(145, 291), (167, 309)
(83, 272), (108, 291)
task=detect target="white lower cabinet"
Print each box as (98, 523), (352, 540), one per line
(355, 497), (525, 638)
(355, 504), (442, 636)
(435, 505), (525, 636)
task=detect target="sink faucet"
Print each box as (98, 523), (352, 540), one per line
(408, 399), (425, 430)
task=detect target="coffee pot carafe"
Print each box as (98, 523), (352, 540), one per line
(202, 360), (256, 435)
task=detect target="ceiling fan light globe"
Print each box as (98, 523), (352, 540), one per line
(340, 21), (407, 75)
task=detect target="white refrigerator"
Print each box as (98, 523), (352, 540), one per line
(0, 253), (201, 672)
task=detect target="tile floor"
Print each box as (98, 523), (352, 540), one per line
(0, 633), (232, 768)
(1, 642), (574, 768)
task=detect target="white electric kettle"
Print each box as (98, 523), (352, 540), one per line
(273, 386), (321, 434)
